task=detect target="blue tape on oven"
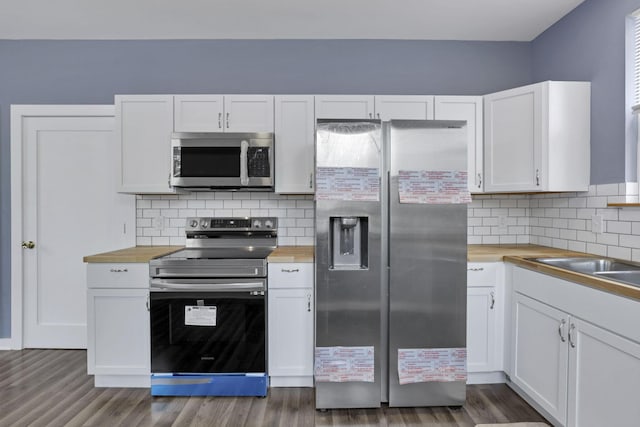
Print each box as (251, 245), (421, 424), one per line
(150, 373), (268, 397)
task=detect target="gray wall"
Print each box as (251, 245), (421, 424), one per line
(0, 39), (531, 338)
(532, 0), (640, 184)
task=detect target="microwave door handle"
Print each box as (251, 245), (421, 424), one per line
(240, 140), (249, 186)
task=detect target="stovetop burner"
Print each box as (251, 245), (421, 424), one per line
(162, 247), (276, 261)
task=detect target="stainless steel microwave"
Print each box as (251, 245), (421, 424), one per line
(170, 132), (274, 190)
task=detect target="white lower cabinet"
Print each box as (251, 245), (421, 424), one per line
(512, 293), (569, 424)
(510, 266), (640, 427)
(567, 317), (640, 427)
(466, 262), (504, 384)
(86, 263), (150, 387)
(267, 262), (314, 387)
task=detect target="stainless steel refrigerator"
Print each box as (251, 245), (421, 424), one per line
(314, 119), (468, 409)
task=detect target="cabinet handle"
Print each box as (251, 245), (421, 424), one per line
(218, 112), (222, 129)
(309, 173), (313, 189)
(281, 268), (299, 273)
(146, 295), (150, 312)
(376, 113), (380, 119)
(109, 268), (128, 273)
(467, 267), (484, 272)
(490, 291), (495, 310)
(478, 173), (482, 188)
(226, 112), (230, 128)
(558, 318), (566, 342)
(307, 294), (311, 312)
(536, 169), (540, 186)
(568, 323), (576, 348)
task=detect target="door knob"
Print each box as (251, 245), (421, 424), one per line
(22, 241), (35, 249)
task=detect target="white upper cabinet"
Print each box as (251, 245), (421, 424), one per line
(316, 95), (436, 121)
(174, 95), (223, 132)
(174, 95), (274, 133)
(274, 95), (315, 194)
(116, 95), (175, 194)
(315, 95), (375, 119)
(374, 96), (434, 120)
(483, 81), (590, 193)
(434, 96), (483, 193)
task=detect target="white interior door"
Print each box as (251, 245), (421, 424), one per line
(18, 110), (135, 349)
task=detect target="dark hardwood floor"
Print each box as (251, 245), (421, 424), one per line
(0, 350), (549, 426)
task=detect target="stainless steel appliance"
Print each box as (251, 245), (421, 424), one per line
(149, 216), (277, 396)
(170, 132), (274, 190)
(315, 120), (468, 408)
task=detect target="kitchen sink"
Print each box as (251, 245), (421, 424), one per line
(590, 271), (640, 288)
(528, 257), (640, 288)
(529, 257), (640, 275)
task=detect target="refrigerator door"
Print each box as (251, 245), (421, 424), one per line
(387, 120), (468, 407)
(315, 120), (383, 409)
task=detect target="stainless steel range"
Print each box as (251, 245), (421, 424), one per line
(148, 217), (277, 397)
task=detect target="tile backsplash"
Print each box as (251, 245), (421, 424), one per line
(137, 182), (640, 262)
(136, 192), (314, 247)
(468, 182), (640, 262)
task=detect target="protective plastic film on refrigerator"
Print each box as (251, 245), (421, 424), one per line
(315, 119), (469, 409)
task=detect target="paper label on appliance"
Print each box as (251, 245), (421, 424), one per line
(398, 170), (472, 204)
(185, 305), (217, 327)
(316, 167), (380, 201)
(314, 346), (375, 382)
(397, 347), (467, 385)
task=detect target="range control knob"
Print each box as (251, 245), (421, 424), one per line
(189, 219), (198, 228)
(200, 220), (209, 229)
(253, 219), (262, 229)
(265, 220), (274, 229)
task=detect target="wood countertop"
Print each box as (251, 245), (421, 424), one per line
(467, 244), (587, 262)
(83, 244), (639, 300)
(268, 246), (314, 263)
(468, 244), (640, 300)
(83, 246), (183, 263)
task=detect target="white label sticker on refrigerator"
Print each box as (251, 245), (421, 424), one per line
(316, 167), (380, 201)
(314, 346), (375, 382)
(398, 170), (472, 204)
(184, 305), (217, 327)
(397, 347), (467, 384)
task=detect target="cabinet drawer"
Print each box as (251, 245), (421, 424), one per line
(268, 263), (313, 288)
(87, 263), (149, 288)
(467, 263), (498, 287)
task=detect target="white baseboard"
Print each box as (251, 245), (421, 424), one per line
(467, 371), (507, 384)
(0, 337), (16, 350)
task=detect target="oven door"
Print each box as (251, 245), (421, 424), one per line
(170, 133), (273, 189)
(150, 278), (266, 375)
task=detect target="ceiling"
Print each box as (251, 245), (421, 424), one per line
(1, 0), (585, 41)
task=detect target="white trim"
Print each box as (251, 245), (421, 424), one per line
(9, 105), (115, 350)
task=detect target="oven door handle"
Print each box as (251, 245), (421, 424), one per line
(150, 279), (265, 292)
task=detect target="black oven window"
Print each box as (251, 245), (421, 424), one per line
(180, 147), (241, 177)
(150, 292), (265, 374)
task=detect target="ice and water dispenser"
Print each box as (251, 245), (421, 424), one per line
(329, 216), (369, 269)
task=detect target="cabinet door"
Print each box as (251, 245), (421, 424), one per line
(268, 288), (314, 379)
(315, 95), (375, 119)
(374, 95), (434, 121)
(274, 95), (315, 194)
(512, 293), (569, 425)
(484, 84), (542, 192)
(116, 95), (175, 194)
(174, 95), (224, 132)
(87, 288), (150, 376)
(567, 318), (640, 427)
(224, 95), (274, 132)
(467, 287), (496, 373)
(435, 96), (483, 193)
